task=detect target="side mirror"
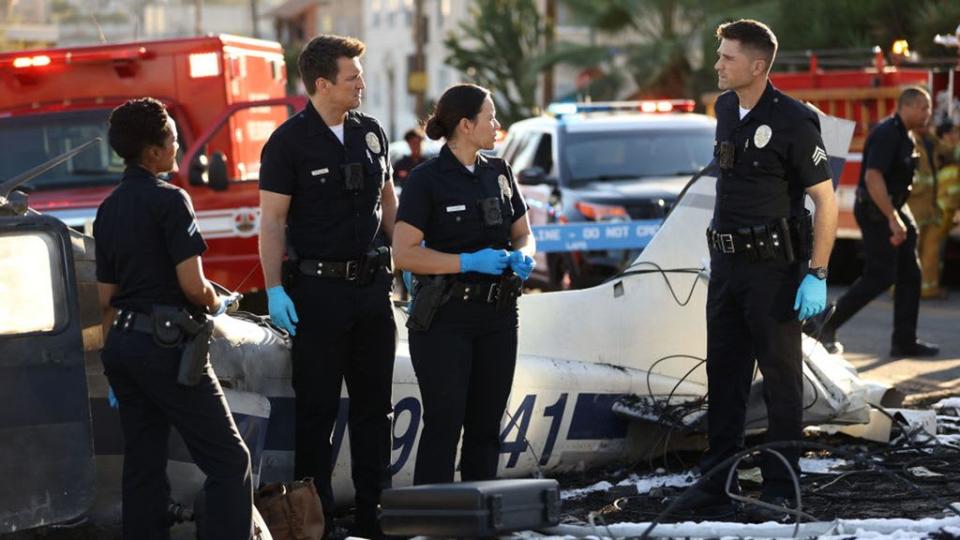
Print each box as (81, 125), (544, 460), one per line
(189, 153), (209, 186)
(517, 166), (556, 187)
(209, 152), (229, 192)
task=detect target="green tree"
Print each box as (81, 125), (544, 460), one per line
(557, 0), (764, 100)
(444, 0), (553, 125)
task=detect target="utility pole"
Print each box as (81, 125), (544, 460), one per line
(412, 0), (426, 120)
(194, 0), (203, 36)
(542, 0), (556, 107)
(250, 0), (260, 38)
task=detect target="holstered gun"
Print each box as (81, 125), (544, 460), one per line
(406, 275), (451, 333)
(496, 275), (523, 310)
(358, 246), (392, 286)
(177, 315), (213, 387)
(152, 306), (214, 386)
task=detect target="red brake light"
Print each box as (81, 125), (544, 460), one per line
(12, 55), (50, 68)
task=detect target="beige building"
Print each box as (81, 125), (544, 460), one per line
(271, 0), (363, 48)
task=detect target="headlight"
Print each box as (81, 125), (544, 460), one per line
(0, 233), (57, 335)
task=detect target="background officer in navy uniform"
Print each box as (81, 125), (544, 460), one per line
(393, 84), (536, 485)
(95, 98), (251, 539)
(677, 20), (838, 518)
(393, 127), (427, 187)
(258, 34), (397, 538)
(808, 87), (938, 358)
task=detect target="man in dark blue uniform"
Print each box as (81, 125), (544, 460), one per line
(258, 34), (397, 538)
(676, 20), (838, 520)
(95, 98), (251, 539)
(807, 87), (938, 358)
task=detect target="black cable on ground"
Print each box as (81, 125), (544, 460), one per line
(638, 439), (960, 540)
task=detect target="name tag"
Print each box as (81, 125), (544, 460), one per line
(446, 205), (466, 212)
(311, 168), (329, 176)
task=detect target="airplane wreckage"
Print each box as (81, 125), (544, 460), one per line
(0, 112), (916, 535)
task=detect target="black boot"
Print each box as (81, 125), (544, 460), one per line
(667, 481), (739, 518)
(890, 340), (940, 358)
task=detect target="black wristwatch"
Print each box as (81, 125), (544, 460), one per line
(807, 266), (828, 280)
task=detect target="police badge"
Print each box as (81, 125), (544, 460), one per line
(754, 124), (773, 149)
(365, 132), (382, 154)
(498, 174), (512, 199)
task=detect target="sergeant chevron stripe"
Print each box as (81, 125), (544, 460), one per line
(812, 146), (828, 166)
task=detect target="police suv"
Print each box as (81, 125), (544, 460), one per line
(500, 100), (716, 289)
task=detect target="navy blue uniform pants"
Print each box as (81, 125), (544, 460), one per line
(829, 201), (921, 345)
(290, 273), (396, 534)
(409, 300), (518, 485)
(701, 254), (803, 498)
(102, 329), (253, 540)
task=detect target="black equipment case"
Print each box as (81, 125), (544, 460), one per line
(379, 479), (560, 537)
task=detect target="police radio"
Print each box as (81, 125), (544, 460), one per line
(479, 197), (503, 226)
(718, 141), (736, 170)
(342, 162), (365, 192)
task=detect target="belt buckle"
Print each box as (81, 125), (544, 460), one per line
(345, 260), (359, 281)
(719, 233), (735, 254)
(486, 283), (500, 303)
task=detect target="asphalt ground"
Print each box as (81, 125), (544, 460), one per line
(825, 285), (960, 400)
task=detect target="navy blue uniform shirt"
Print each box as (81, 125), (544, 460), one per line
(94, 165), (207, 312)
(396, 145), (527, 257)
(857, 113), (916, 198)
(713, 82), (832, 229)
(259, 101), (391, 261)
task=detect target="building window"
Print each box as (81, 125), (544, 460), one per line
(371, 0), (381, 27)
(439, 0), (450, 25)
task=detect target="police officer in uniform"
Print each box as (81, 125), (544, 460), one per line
(258, 34), (397, 538)
(807, 87), (939, 357)
(393, 127), (427, 186)
(95, 98), (251, 539)
(676, 20), (838, 518)
(393, 84), (536, 485)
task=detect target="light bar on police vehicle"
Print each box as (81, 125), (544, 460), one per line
(547, 99), (696, 117)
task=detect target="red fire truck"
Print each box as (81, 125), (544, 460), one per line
(0, 35), (305, 294)
(705, 45), (960, 280)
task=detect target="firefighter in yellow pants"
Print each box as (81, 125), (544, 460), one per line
(907, 122), (960, 299)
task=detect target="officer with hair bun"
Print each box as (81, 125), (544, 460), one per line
(95, 97), (251, 539)
(393, 83), (536, 485)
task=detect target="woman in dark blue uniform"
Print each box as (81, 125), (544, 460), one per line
(393, 84), (536, 484)
(94, 98), (252, 539)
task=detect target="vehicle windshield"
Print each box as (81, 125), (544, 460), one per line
(0, 109), (124, 190)
(563, 128), (715, 185)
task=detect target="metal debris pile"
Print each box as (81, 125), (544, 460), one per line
(558, 398), (960, 528)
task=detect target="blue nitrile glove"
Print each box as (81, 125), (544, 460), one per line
(459, 249), (510, 275)
(107, 386), (119, 409)
(794, 274), (827, 321)
(267, 285), (299, 336)
(509, 250), (536, 281)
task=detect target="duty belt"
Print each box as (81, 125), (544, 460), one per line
(113, 309), (157, 334)
(706, 214), (810, 263)
(298, 259), (362, 280)
(706, 227), (785, 255)
(297, 246), (392, 285)
(448, 276), (523, 307)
